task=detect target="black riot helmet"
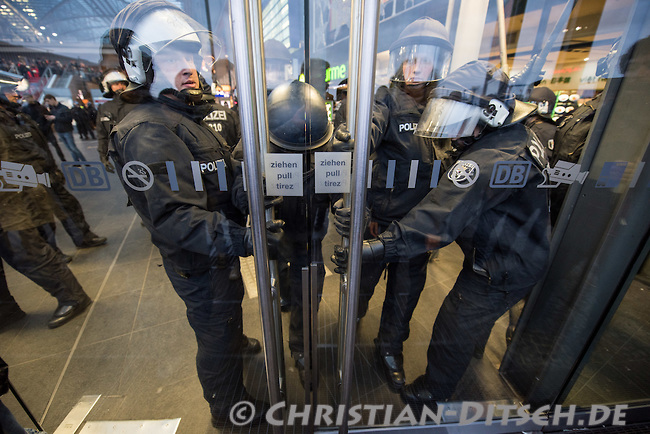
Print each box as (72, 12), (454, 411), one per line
(264, 39), (292, 91)
(389, 17), (453, 86)
(267, 80), (333, 152)
(528, 86), (556, 119)
(415, 60), (536, 139)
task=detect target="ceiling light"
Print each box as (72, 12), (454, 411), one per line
(52, 32), (58, 36)
(584, 57), (589, 61)
(40, 26), (45, 29)
(575, 26), (582, 31)
(23, 25), (29, 29)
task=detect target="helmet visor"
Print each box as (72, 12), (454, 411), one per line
(389, 44), (451, 83)
(415, 98), (483, 139)
(265, 59), (293, 90)
(149, 31), (221, 95)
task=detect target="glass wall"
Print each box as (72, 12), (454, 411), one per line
(0, 0), (648, 433)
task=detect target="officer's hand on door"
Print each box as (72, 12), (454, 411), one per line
(331, 198), (369, 238)
(265, 219), (284, 259)
(332, 123), (354, 152)
(331, 239), (386, 274)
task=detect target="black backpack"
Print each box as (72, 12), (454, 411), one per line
(551, 94), (602, 167)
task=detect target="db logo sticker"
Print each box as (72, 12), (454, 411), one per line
(61, 162), (110, 191)
(490, 161), (531, 188)
(448, 160), (480, 188)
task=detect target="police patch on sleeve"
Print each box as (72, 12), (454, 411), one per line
(447, 160), (480, 188)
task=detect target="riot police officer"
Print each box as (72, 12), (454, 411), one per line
(96, 69), (135, 172)
(264, 39), (293, 94)
(525, 86), (558, 159)
(334, 17), (455, 391)
(266, 80), (334, 385)
(334, 60), (550, 405)
(0, 72), (92, 329)
(108, 0), (278, 425)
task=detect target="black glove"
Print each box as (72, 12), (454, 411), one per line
(332, 123), (354, 152)
(331, 238), (385, 274)
(242, 220), (285, 258)
(265, 219), (284, 259)
(332, 198), (369, 238)
(100, 154), (115, 173)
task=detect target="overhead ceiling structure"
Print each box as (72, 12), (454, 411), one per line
(0, 0), (131, 63)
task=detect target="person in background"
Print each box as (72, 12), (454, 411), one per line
(21, 94), (66, 162)
(43, 95), (86, 161)
(525, 86), (558, 159)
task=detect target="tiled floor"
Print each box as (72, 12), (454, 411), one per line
(2, 136), (646, 433)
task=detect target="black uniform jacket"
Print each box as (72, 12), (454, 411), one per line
(96, 96), (137, 159)
(381, 123), (551, 290)
(367, 85), (454, 226)
(202, 103), (241, 151)
(0, 103), (55, 230)
(110, 96), (248, 273)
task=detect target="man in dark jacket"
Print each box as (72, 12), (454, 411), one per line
(21, 94), (66, 162)
(0, 76), (92, 329)
(334, 61), (551, 405)
(23, 95), (108, 249)
(43, 94), (86, 161)
(108, 0), (276, 426)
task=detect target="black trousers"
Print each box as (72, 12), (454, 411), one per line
(0, 261), (21, 316)
(162, 256), (247, 415)
(285, 238), (325, 356)
(358, 224), (429, 355)
(424, 267), (532, 400)
(46, 172), (92, 247)
(0, 228), (87, 305)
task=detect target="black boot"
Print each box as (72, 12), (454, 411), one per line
(401, 375), (438, 407)
(240, 336), (261, 357)
(48, 296), (91, 329)
(374, 338), (405, 391)
(210, 391), (269, 427)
